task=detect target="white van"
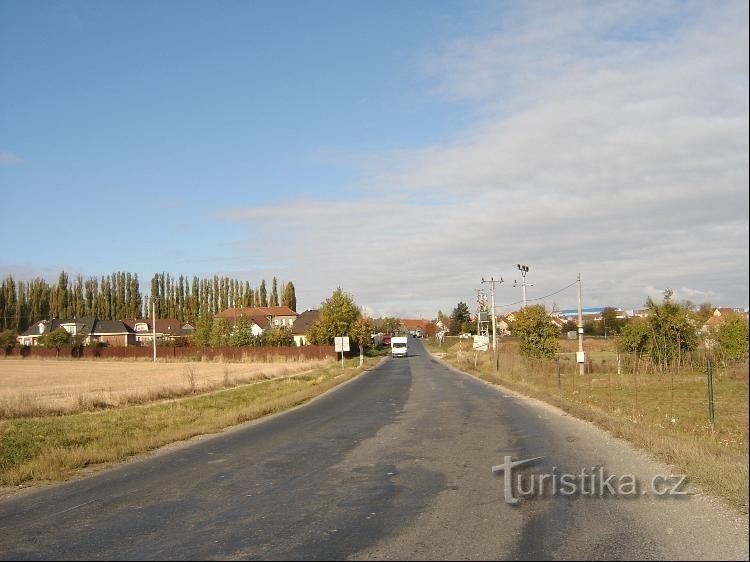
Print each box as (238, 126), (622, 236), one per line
(391, 336), (408, 358)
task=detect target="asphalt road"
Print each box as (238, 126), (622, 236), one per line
(0, 339), (747, 560)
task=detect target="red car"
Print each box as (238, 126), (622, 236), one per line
(381, 335), (392, 346)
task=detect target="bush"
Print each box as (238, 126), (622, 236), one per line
(511, 305), (560, 359)
(0, 329), (17, 354)
(715, 313), (749, 362)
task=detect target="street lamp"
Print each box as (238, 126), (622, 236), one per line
(515, 264), (532, 308)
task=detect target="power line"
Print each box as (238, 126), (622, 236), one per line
(498, 279), (578, 309)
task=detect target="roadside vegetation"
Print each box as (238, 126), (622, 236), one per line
(430, 292), (749, 513)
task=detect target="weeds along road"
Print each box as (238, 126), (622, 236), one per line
(0, 339), (747, 560)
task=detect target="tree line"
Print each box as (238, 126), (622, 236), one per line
(0, 271), (296, 333)
(146, 273), (296, 323)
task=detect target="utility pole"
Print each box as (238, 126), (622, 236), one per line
(515, 264), (532, 308)
(577, 272), (585, 376)
(481, 276), (503, 356)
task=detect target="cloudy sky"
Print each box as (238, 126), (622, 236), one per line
(1, 1), (747, 317)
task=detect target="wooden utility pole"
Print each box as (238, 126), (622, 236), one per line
(577, 273), (585, 376)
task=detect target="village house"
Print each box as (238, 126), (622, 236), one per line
(217, 306), (299, 334)
(123, 318), (195, 345)
(17, 317), (136, 347)
(291, 309), (320, 346)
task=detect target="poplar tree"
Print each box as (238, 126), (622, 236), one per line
(1, 277), (16, 330)
(270, 277), (279, 307)
(282, 282), (297, 312)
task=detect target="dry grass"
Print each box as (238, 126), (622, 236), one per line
(0, 356), (379, 488)
(430, 339), (749, 513)
(0, 358), (334, 418)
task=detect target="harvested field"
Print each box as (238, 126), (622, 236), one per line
(0, 358), (334, 417)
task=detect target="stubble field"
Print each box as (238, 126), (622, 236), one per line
(0, 358), (332, 417)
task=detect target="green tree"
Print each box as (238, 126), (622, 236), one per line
(1, 276), (18, 330)
(193, 315), (214, 346)
(695, 302), (715, 323)
(511, 305), (560, 359)
(600, 307), (624, 336)
(269, 277), (279, 307)
(16, 280), (29, 332)
(259, 280), (268, 307)
(0, 329), (17, 354)
(450, 302), (472, 335)
(263, 326), (293, 347)
(617, 320), (650, 355)
(210, 317), (231, 347)
(52, 271), (70, 319)
(616, 319), (650, 379)
(229, 316), (254, 347)
(715, 313), (749, 362)
(282, 281), (297, 311)
(560, 319), (578, 335)
(644, 290), (697, 372)
(377, 317), (403, 335)
(307, 288), (362, 345)
(583, 320), (599, 337)
(350, 317), (373, 366)
(42, 327), (72, 357)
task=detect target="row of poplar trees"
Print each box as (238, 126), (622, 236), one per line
(0, 271), (296, 333)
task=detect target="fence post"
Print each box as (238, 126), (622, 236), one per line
(707, 360), (715, 427)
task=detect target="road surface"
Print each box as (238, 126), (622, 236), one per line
(0, 339), (747, 560)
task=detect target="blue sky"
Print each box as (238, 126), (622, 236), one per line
(1, 1), (748, 317)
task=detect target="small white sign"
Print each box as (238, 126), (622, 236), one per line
(473, 335), (490, 352)
(334, 336), (350, 353)
(576, 351), (586, 364)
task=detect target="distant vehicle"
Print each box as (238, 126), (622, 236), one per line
(381, 335), (392, 347)
(390, 336), (408, 357)
(413, 330), (422, 338)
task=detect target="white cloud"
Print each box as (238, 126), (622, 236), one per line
(218, 2), (749, 317)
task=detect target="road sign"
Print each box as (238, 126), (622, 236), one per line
(334, 337), (350, 353)
(473, 335), (489, 352)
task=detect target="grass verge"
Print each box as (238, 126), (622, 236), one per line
(428, 340), (749, 513)
(0, 356), (380, 488)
